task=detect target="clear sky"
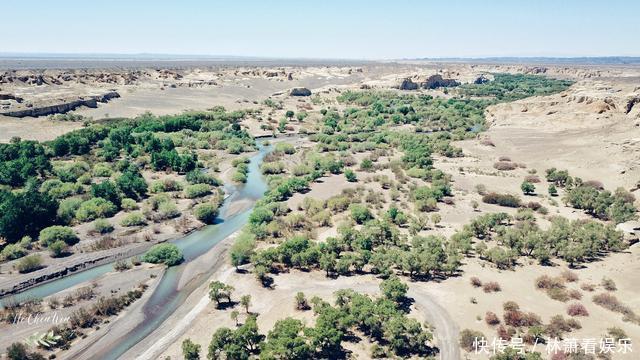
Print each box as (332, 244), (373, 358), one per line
(2, 0), (638, 59)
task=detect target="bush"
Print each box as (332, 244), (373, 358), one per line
(494, 161), (517, 171)
(607, 327), (628, 341)
(1, 244), (27, 261)
(194, 203), (219, 224)
(57, 197), (84, 224)
(93, 219), (114, 234)
(75, 198), (118, 222)
(592, 293), (639, 323)
(49, 240), (69, 257)
(121, 198), (138, 211)
(560, 270), (578, 282)
(601, 277), (617, 291)
(184, 184), (211, 199)
(39, 226), (79, 246)
(459, 329), (485, 352)
(349, 204), (372, 224)
(344, 169), (357, 182)
(566, 303), (589, 317)
(535, 275), (565, 290)
(157, 201), (180, 219)
(485, 311), (500, 325)
(503, 301), (519, 311)
(15, 254), (43, 273)
(121, 212), (146, 227)
(470, 277), (482, 287)
(142, 243), (183, 266)
(483, 281), (501, 293)
(482, 192), (521, 208)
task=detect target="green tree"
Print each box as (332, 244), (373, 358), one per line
(209, 281), (234, 307)
(261, 318), (312, 360)
(380, 276), (408, 303)
(285, 110), (295, 120)
(182, 338), (201, 360)
(521, 181), (535, 195)
(240, 295), (251, 313)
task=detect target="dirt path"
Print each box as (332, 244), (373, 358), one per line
(408, 287), (461, 360)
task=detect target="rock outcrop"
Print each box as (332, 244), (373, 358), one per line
(0, 91), (120, 118)
(290, 87), (312, 96)
(626, 97), (640, 114)
(421, 75), (460, 89)
(398, 78), (418, 90)
(474, 75), (490, 84)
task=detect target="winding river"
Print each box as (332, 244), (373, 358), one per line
(4, 139), (273, 359)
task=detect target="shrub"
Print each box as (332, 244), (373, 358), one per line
(93, 219), (114, 234)
(76, 198), (118, 222)
(494, 161), (517, 171)
(157, 201), (180, 219)
(560, 270), (578, 282)
(142, 243), (183, 266)
(39, 226), (79, 246)
(580, 283), (595, 292)
(15, 254), (43, 273)
(184, 184), (211, 199)
(535, 275), (565, 290)
(344, 169), (357, 182)
(485, 311), (500, 325)
(483, 281), (501, 293)
(547, 287), (570, 302)
(121, 198), (138, 211)
(49, 240), (69, 257)
(525, 175), (540, 183)
(503, 301), (520, 312)
(194, 203), (219, 224)
(567, 303), (589, 317)
(592, 293), (639, 323)
(607, 327), (628, 341)
(601, 277), (617, 291)
(349, 204), (372, 224)
(470, 277), (482, 287)
(482, 192), (521, 208)
(1, 244), (27, 261)
(261, 161), (285, 175)
(57, 197), (84, 224)
(459, 329), (485, 352)
(121, 212), (146, 227)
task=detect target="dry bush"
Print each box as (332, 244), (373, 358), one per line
(470, 277), (482, 287)
(567, 303), (589, 317)
(504, 310), (525, 327)
(568, 289), (582, 300)
(485, 311), (500, 325)
(503, 301), (520, 312)
(442, 197), (455, 205)
(546, 315), (577, 338)
(592, 293), (639, 323)
(560, 270), (578, 282)
(535, 275), (565, 290)
(498, 156), (512, 162)
(547, 288), (570, 302)
(601, 277), (617, 291)
(496, 325), (516, 341)
(524, 175), (541, 183)
(583, 180), (604, 190)
(483, 281), (502, 293)
(580, 283), (595, 292)
(493, 162), (517, 171)
(459, 329), (485, 352)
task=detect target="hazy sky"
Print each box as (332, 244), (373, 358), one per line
(3, 0), (639, 59)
